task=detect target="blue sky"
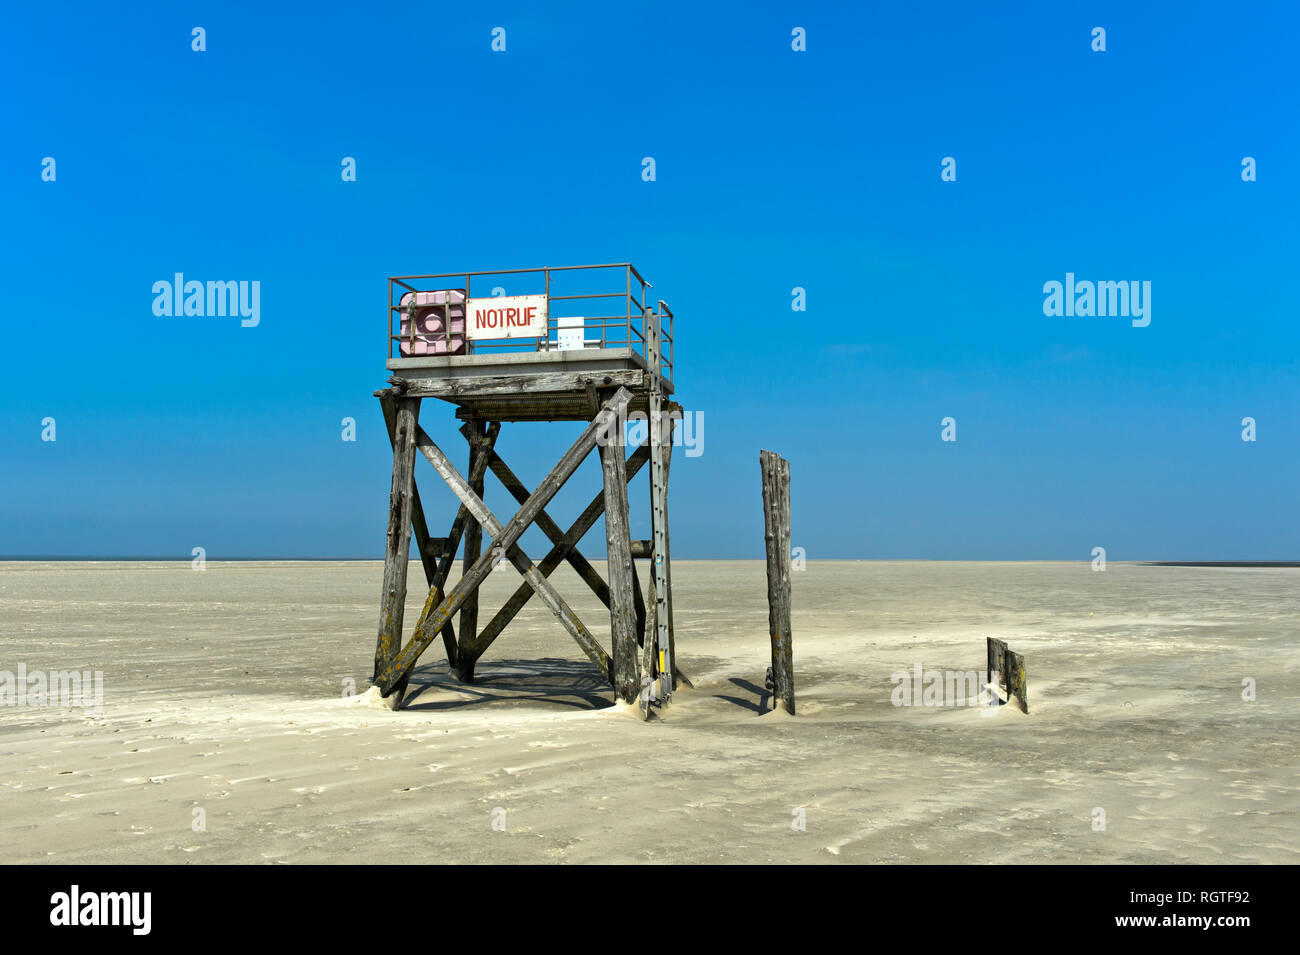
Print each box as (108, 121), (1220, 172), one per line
(2, 1), (1297, 559)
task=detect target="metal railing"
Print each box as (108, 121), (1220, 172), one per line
(387, 263), (672, 383)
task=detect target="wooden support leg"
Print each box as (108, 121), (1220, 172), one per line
(429, 421), (500, 680)
(380, 395), (438, 586)
(374, 397), (419, 704)
(601, 420), (640, 705)
(760, 449), (795, 715)
(381, 394), (466, 685)
(458, 419), (489, 682)
(380, 395), (491, 679)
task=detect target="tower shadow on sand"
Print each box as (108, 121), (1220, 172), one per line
(399, 657), (613, 712)
(717, 677), (770, 714)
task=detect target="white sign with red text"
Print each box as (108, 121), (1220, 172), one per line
(465, 295), (548, 340)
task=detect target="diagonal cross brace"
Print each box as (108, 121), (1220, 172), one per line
(461, 440), (650, 667)
(373, 388), (631, 695)
(486, 444), (647, 639)
(416, 433), (612, 681)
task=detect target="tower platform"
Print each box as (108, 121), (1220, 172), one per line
(385, 263), (673, 421)
(387, 347), (673, 422)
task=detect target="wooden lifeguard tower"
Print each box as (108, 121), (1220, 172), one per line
(370, 264), (681, 714)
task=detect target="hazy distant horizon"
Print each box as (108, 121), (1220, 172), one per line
(5, 555), (1300, 566)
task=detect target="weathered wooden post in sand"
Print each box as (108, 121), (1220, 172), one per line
(761, 450), (795, 714)
(986, 637), (1028, 713)
(370, 264), (682, 717)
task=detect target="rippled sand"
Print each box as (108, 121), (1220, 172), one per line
(1, 560), (1295, 863)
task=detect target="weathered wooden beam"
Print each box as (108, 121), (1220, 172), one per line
(378, 395), (439, 706)
(1008, 650), (1028, 714)
(461, 441), (651, 666)
(601, 426), (640, 704)
(373, 398), (419, 697)
(380, 395), (438, 585)
(760, 449), (795, 715)
(630, 539), (654, 559)
(415, 429), (613, 682)
(987, 637), (1028, 714)
(457, 419), (489, 680)
(374, 390), (632, 695)
(452, 398), (683, 425)
(392, 370), (645, 399)
(987, 637), (1006, 700)
(457, 411), (618, 424)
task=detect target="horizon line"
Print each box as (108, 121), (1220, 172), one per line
(3, 556), (1300, 567)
